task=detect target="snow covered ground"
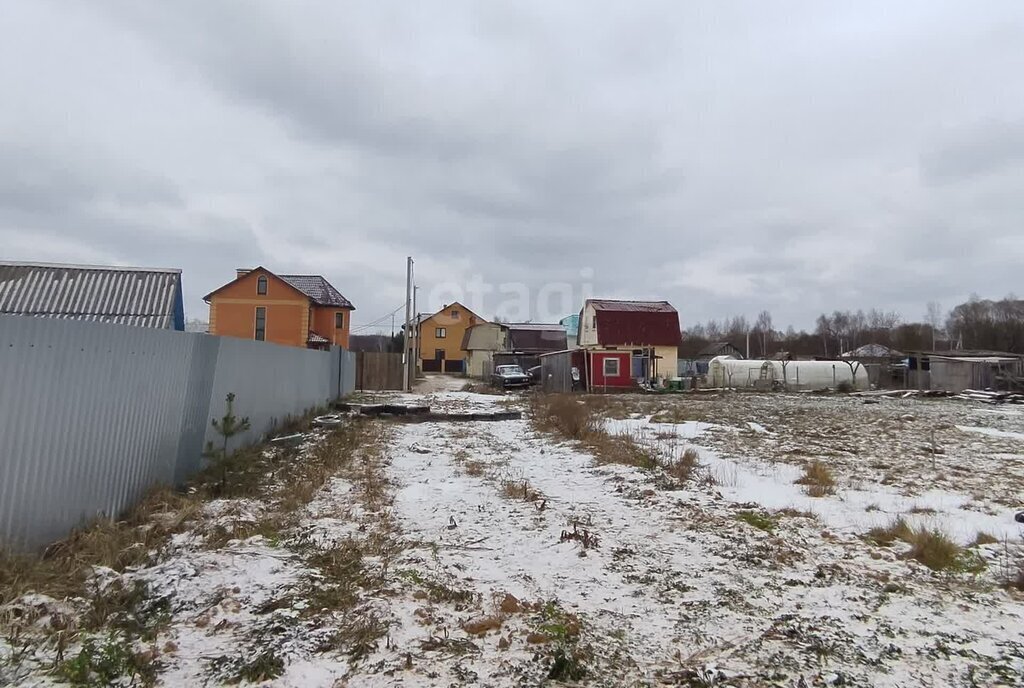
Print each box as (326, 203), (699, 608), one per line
(3, 383), (1023, 686)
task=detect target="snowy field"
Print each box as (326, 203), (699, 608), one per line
(3, 381), (1023, 686)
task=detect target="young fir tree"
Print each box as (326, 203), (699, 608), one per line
(205, 392), (251, 495)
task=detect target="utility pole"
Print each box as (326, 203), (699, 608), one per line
(403, 257), (413, 391)
(412, 285), (419, 384)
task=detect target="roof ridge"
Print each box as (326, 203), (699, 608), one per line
(0, 260), (181, 273)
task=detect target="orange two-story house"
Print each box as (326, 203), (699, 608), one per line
(205, 267), (355, 349)
(417, 301), (485, 373)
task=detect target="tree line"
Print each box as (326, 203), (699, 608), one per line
(680, 295), (1024, 359)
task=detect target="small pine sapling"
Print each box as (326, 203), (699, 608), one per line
(204, 393), (251, 494)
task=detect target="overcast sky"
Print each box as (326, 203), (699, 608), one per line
(3, 1), (1024, 332)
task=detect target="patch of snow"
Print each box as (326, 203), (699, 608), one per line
(957, 425), (1024, 441)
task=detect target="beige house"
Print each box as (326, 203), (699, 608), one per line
(462, 322), (507, 377)
(578, 299), (680, 383)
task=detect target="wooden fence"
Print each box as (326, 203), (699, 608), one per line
(355, 351), (404, 390)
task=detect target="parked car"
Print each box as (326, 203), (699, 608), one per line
(491, 364), (530, 389)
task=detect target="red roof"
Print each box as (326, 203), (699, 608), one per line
(585, 299), (680, 347)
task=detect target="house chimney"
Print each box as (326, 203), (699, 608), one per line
(236, 268), (252, 279)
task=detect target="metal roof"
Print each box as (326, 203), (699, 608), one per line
(588, 299), (677, 313)
(585, 299), (681, 347)
(279, 274), (354, 309)
(507, 324), (567, 353)
(0, 261), (182, 329)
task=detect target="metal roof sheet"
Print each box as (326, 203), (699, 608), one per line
(588, 299), (677, 313)
(507, 325), (567, 353)
(279, 274), (354, 309)
(0, 262), (181, 329)
(585, 299), (681, 347)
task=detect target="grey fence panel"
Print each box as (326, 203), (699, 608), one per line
(0, 315), (198, 549)
(0, 314), (354, 550)
(338, 348), (356, 396)
(204, 337), (334, 450)
(173, 334), (220, 485)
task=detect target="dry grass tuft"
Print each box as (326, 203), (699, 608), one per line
(794, 460), (836, 497)
(531, 395), (599, 440)
(907, 528), (964, 571)
(464, 460), (486, 477)
(866, 517), (914, 547)
(866, 518), (983, 572)
(666, 448), (701, 483)
(971, 532), (999, 547)
(589, 431), (659, 471)
(498, 473), (542, 503)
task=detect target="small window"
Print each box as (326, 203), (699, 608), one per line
(335, 312), (344, 329)
(451, 309), (460, 319)
(257, 275), (268, 295)
(591, 316), (597, 329)
(255, 307), (266, 341)
(435, 327), (446, 338)
(603, 357), (619, 377)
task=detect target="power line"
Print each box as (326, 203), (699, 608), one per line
(350, 303), (405, 334)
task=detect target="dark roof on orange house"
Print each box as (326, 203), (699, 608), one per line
(585, 298), (680, 347)
(203, 267), (354, 309)
(279, 274), (354, 309)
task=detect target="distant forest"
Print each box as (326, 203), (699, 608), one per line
(681, 295), (1024, 359)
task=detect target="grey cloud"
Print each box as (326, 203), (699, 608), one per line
(920, 121), (1024, 184)
(3, 0), (1024, 331)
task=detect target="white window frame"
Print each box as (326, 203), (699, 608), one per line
(603, 357), (619, 377)
(436, 327), (447, 338)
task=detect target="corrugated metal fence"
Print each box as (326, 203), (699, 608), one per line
(0, 314), (355, 550)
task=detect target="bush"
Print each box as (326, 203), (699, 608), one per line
(794, 460), (836, 497)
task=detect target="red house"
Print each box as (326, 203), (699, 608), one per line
(577, 299), (680, 389)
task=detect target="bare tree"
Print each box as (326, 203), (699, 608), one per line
(755, 310), (773, 357)
(925, 301), (943, 350)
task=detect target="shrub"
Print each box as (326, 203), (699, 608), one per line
(794, 460), (836, 497)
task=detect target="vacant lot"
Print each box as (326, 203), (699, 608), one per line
(2, 385), (1022, 686)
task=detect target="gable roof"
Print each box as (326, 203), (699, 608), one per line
(203, 267), (354, 309)
(697, 341), (744, 358)
(584, 298), (680, 347)
(420, 301), (485, 324)
(279, 274), (354, 309)
(0, 260), (183, 329)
